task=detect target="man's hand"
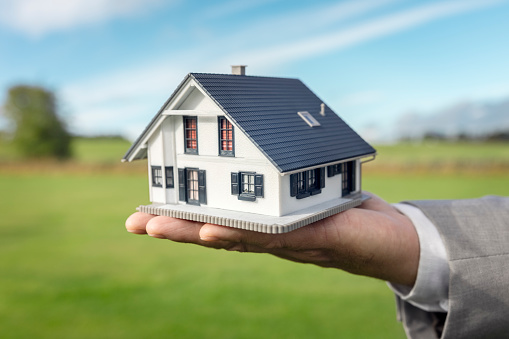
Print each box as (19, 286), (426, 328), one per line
(125, 192), (419, 286)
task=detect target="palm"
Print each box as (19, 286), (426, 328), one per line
(126, 192), (419, 286)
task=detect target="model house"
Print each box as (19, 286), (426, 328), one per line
(122, 66), (376, 233)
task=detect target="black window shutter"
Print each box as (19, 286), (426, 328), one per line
(349, 162), (356, 192)
(231, 172), (239, 195)
(254, 174), (264, 198)
(178, 168), (186, 201)
(198, 170), (207, 204)
(165, 166), (174, 188)
(327, 165), (334, 177)
(290, 173), (298, 197)
(320, 167), (326, 188)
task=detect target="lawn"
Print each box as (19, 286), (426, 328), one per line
(0, 136), (133, 164)
(371, 141), (509, 173)
(364, 173), (509, 202)
(0, 173), (403, 339)
(1, 138), (508, 338)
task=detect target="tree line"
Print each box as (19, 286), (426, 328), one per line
(409, 131), (509, 142)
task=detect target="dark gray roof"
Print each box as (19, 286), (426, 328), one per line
(123, 72), (376, 172)
(191, 73), (375, 172)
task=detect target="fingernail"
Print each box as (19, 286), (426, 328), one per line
(200, 235), (220, 242)
(127, 229), (145, 234)
(148, 233), (166, 239)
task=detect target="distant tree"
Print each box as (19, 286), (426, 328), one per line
(485, 130), (509, 142)
(457, 132), (471, 141)
(3, 85), (72, 159)
(422, 131), (447, 141)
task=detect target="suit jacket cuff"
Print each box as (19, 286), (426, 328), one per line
(388, 203), (449, 313)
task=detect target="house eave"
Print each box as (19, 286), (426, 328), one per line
(279, 152), (377, 176)
(161, 110), (222, 116)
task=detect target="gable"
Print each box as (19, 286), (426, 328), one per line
(122, 76), (222, 162)
(173, 86), (218, 111)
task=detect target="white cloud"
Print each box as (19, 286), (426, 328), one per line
(223, 0), (506, 68)
(219, 0), (400, 52)
(0, 0), (167, 37)
(253, 0), (400, 34)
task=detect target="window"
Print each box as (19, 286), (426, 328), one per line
(178, 168), (207, 205)
(165, 166), (174, 188)
(327, 163), (342, 177)
(290, 167), (325, 199)
(241, 173), (255, 195)
(231, 172), (263, 201)
(218, 117), (234, 156)
(151, 166), (163, 187)
(184, 116), (198, 154)
(151, 166), (174, 189)
(307, 170), (318, 191)
(297, 111), (321, 127)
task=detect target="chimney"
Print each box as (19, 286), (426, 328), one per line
(320, 103), (325, 116)
(231, 65), (247, 75)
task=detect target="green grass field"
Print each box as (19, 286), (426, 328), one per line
(371, 141), (509, 173)
(1, 138), (508, 338)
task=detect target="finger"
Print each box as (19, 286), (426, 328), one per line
(125, 212), (156, 234)
(145, 216), (231, 249)
(146, 216), (203, 241)
(199, 219), (330, 252)
(199, 223), (282, 252)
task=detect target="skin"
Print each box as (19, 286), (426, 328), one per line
(125, 192), (419, 286)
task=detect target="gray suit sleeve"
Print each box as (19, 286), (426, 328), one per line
(398, 196), (509, 339)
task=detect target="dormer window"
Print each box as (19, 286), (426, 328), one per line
(298, 111), (320, 127)
(218, 116), (234, 156)
(184, 116), (198, 154)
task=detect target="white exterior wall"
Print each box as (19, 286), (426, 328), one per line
(147, 117), (178, 205)
(162, 117), (177, 204)
(174, 113), (281, 216)
(147, 128), (164, 203)
(279, 159), (361, 216)
(177, 87), (217, 111)
(279, 170), (340, 216)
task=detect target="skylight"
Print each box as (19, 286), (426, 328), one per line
(298, 111), (321, 127)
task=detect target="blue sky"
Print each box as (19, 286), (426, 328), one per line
(1, 0), (509, 141)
